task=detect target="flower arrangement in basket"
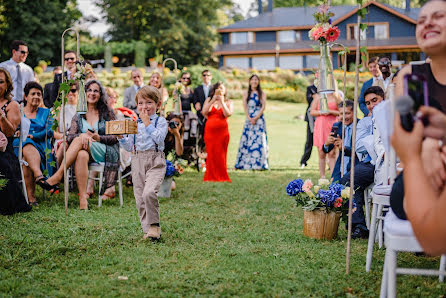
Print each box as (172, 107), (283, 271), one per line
(308, 4), (340, 44)
(165, 150), (186, 178)
(286, 178), (354, 222)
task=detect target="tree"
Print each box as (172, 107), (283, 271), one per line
(96, 0), (235, 67)
(0, 0), (82, 67)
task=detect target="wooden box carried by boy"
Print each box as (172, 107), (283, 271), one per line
(105, 120), (138, 135)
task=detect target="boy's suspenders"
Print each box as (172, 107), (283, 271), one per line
(133, 116), (159, 153)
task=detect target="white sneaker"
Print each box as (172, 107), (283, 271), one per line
(300, 164), (306, 169)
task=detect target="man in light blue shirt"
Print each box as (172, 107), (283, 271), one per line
(0, 40), (34, 102)
(340, 86), (385, 239)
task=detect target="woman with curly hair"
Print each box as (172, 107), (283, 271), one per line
(45, 80), (119, 209)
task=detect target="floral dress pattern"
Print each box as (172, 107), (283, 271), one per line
(235, 93), (269, 170)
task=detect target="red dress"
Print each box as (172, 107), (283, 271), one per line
(203, 106), (231, 182)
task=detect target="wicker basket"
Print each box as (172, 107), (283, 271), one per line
(303, 210), (341, 240)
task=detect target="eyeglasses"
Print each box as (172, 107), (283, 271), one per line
(64, 57), (76, 61)
(86, 89), (100, 94)
(19, 50), (28, 55)
(69, 88), (78, 93)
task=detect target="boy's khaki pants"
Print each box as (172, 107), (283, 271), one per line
(131, 150), (166, 233)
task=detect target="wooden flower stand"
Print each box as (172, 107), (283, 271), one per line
(303, 210), (341, 240)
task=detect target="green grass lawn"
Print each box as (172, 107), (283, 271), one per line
(1, 101), (445, 296)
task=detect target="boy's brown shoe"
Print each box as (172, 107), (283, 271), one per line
(144, 226), (161, 240)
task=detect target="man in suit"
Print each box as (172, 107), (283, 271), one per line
(340, 86), (386, 239)
(43, 51), (78, 108)
(193, 69), (213, 125)
(300, 81), (317, 168)
(358, 56), (381, 117)
(323, 100), (357, 184)
(43, 66), (62, 108)
(0, 40), (35, 103)
(123, 69), (144, 113)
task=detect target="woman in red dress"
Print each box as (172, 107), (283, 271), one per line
(202, 82), (233, 182)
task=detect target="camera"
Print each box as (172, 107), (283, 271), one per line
(169, 120), (179, 129)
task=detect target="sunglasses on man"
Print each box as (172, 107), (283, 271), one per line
(19, 50), (28, 55)
(378, 60), (391, 66)
(202, 74), (211, 77)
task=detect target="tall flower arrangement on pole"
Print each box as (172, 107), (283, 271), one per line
(309, 4), (340, 110)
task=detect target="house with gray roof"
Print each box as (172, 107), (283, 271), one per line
(215, 0), (423, 70)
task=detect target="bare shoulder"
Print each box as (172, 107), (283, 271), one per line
(6, 100), (19, 111)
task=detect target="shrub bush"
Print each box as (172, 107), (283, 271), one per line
(267, 89), (306, 103)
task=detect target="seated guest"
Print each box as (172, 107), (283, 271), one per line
(45, 80), (119, 209)
(358, 56), (381, 117)
(54, 82), (78, 166)
(391, 105), (446, 255)
(0, 67), (32, 214)
(123, 69), (143, 113)
(390, 0), (446, 220)
(164, 112), (184, 190)
(13, 82), (55, 206)
(340, 86), (385, 239)
(164, 112), (184, 157)
(107, 87), (137, 121)
(323, 100), (357, 183)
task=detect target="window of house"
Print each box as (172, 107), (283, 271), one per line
(374, 24), (389, 40)
(252, 56), (275, 70)
(306, 55), (320, 69)
(279, 55), (303, 69)
(231, 32), (248, 44)
(295, 31), (301, 41)
(225, 57), (249, 69)
(348, 25), (367, 40)
(247, 32), (254, 43)
(278, 30), (296, 43)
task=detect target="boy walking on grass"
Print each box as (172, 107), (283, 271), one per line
(119, 86), (168, 240)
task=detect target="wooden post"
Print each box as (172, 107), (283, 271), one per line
(346, 7), (361, 275)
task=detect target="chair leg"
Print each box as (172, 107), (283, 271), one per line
(118, 170), (123, 207)
(366, 202), (378, 272)
(380, 249), (389, 298)
(377, 204), (383, 246)
(387, 248), (397, 298)
(365, 191), (371, 229)
(440, 255), (446, 282)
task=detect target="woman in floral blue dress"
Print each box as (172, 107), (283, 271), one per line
(235, 74), (269, 170)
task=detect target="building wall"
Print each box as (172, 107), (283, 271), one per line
(337, 5), (416, 39)
(255, 31), (276, 42)
(221, 33), (230, 44)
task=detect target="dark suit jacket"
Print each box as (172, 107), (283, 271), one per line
(193, 84), (212, 123)
(359, 78), (373, 117)
(43, 72), (69, 108)
(305, 84), (317, 122)
(323, 121), (359, 183)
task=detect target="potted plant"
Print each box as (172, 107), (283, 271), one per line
(286, 178), (354, 240)
(158, 159), (185, 198)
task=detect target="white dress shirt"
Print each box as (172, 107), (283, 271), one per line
(202, 83), (211, 99)
(119, 114), (168, 152)
(0, 58), (34, 102)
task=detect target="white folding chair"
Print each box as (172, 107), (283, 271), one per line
(364, 183), (375, 229)
(89, 162), (125, 207)
(379, 209), (446, 297)
(366, 150), (397, 272)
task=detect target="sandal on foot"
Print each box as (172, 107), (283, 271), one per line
(36, 176), (59, 192)
(101, 192), (115, 201)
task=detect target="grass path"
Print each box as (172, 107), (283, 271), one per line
(1, 101), (444, 296)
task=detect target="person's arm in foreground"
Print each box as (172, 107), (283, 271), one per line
(391, 110), (446, 255)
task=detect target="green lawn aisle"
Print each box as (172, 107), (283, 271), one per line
(0, 101), (444, 296)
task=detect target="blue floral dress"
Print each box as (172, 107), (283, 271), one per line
(235, 92), (269, 170)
